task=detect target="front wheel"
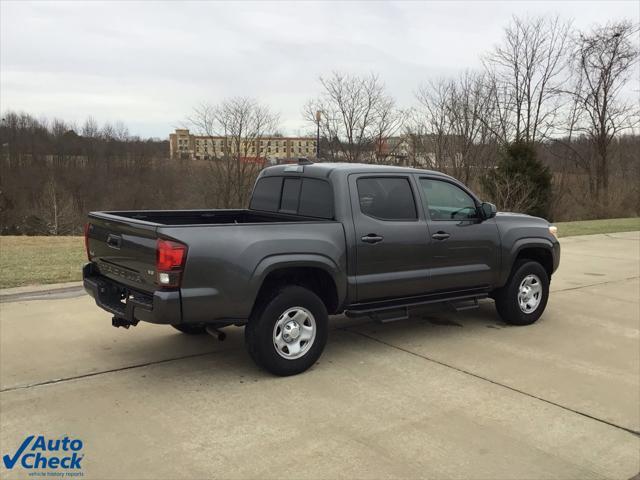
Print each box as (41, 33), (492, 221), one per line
(245, 286), (328, 376)
(494, 260), (549, 326)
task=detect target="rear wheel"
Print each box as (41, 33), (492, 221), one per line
(245, 285), (328, 376)
(172, 324), (207, 335)
(494, 260), (549, 326)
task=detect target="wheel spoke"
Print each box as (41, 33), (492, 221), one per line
(299, 324), (314, 341)
(274, 331), (287, 351)
(287, 341), (301, 356)
(291, 310), (308, 324)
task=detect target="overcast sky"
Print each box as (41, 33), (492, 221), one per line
(1, 0), (638, 139)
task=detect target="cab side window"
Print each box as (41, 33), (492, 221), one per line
(420, 178), (478, 221)
(357, 177), (417, 221)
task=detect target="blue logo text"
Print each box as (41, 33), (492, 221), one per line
(2, 435), (84, 470)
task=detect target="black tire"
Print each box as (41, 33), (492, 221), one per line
(172, 324), (207, 335)
(494, 260), (549, 326)
(245, 285), (328, 376)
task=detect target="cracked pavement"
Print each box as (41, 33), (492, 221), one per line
(1, 232), (639, 479)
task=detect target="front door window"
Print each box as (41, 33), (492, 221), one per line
(419, 178), (478, 221)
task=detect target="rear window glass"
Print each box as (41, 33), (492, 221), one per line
(357, 177), (417, 221)
(299, 178), (333, 219)
(250, 176), (333, 219)
(249, 176), (282, 212)
(280, 178), (301, 213)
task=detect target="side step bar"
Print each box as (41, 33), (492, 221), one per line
(448, 297), (481, 312)
(345, 290), (488, 323)
(370, 308), (410, 323)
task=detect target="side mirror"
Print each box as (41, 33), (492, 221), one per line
(481, 202), (497, 220)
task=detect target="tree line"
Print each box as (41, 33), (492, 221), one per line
(299, 18), (638, 217)
(1, 16), (638, 235)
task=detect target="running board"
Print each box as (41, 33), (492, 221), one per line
(370, 308), (410, 323)
(345, 290), (488, 321)
(448, 297), (481, 312)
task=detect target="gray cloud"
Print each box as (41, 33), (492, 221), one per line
(1, 0), (638, 138)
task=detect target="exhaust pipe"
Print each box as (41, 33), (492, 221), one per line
(205, 326), (226, 341)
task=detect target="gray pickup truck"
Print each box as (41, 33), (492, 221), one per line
(84, 161), (560, 375)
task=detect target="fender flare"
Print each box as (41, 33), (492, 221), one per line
(501, 237), (555, 285)
(249, 254), (347, 310)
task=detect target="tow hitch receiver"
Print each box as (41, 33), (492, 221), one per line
(112, 316), (139, 329)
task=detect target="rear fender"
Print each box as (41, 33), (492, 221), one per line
(250, 254), (347, 309)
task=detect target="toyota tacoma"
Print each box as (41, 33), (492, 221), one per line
(83, 161), (560, 375)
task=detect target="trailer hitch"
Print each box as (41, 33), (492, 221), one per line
(112, 316), (139, 329)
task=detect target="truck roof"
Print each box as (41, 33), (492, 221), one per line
(261, 162), (454, 180)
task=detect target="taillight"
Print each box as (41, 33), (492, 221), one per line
(156, 239), (187, 288)
(84, 223), (91, 260)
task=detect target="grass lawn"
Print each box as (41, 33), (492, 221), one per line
(1, 217), (639, 288)
(555, 217), (640, 238)
(0, 236), (85, 288)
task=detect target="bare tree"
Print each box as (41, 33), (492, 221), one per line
(304, 72), (402, 163)
(484, 15), (571, 143)
(81, 117), (100, 138)
(483, 172), (539, 213)
(113, 121), (130, 142)
(414, 72), (498, 183)
(372, 96), (406, 163)
(189, 97), (279, 208)
(569, 21), (639, 202)
(40, 175), (75, 235)
(414, 79), (452, 171)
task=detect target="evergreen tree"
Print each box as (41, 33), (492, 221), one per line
(481, 142), (552, 219)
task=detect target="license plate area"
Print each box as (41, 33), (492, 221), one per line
(95, 279), (153, 319)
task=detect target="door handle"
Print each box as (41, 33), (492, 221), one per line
(431, 231), (450, 241)
(106, 234), (122, 249)
(361, 234), (384, 244)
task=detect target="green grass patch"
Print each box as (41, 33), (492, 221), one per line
(0, 236), (85, 288)
(555, 217), (640, 238)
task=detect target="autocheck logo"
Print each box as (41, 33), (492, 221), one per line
(2, 435), (84, 473)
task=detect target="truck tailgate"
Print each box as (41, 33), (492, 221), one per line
(86, 213), (159, 293)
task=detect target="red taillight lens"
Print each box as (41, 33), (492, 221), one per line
(157, 239), (186, 270)
(156, 239), (187, 287)
(84, 223), (91, 260)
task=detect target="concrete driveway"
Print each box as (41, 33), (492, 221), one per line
(1, 232), (639, 479)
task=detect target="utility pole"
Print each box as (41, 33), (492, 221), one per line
(315, 110), (321, 159)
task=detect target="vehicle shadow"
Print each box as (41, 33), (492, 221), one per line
(107, 299), (508, 389)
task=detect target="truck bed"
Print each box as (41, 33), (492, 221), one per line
(85, 208), (340, 298)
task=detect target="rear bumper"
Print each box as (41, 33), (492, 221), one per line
(83, 263), (181, 324)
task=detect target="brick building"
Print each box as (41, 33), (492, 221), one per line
(169, 129), (317, 162)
